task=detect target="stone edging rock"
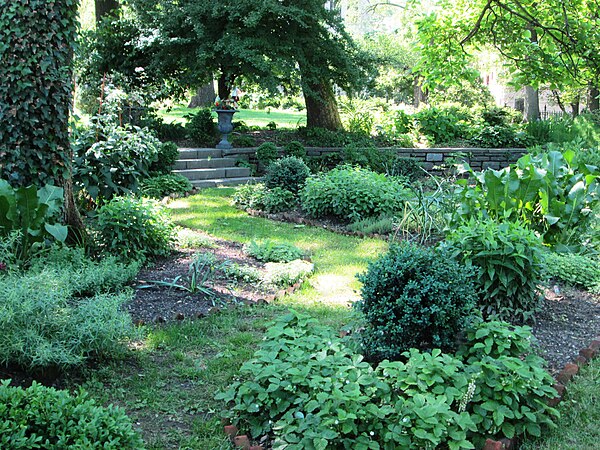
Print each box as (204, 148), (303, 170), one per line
(221, 335), (600, 449)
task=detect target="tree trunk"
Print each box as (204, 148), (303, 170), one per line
(413, 76), (427, 108)
(95, 0), (119, 23)
(217, 73), (234, 99)
(525, 86), (540, 121)
(188, 82), (216, 108)
(588, 84), (599, 111)
(571, 96), (580, 117)
(302, 80), (343, 130)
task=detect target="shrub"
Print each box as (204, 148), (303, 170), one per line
(346, 215), (396, 235)
(0, 270), (134, 369)
(246, 240), (304, 263)
(0, 380), (144, 449)
(469, 124), (533, 148)
(300, 166), (408, 222)
(230, 134), (257, 147)
(265, 156), (311, 192)
(139, 173), (192, 199)
(283, 140), (307, 159)
(387, 156), (425, 179)
(341, 144), (396, 173)
(297, 126), (373, 147)
(444, 220), (544, 323)
(414, 106), (471, 145)
(263, 187), (297, 213)
(72, 122), (161, 200)
(150, 141), (179, 175)
(256, 142), (279, 166)
(232, 183), (269, 210)
(91, 196), (175, 260)
(542, 252), (600, 293)
(218, 311), (558, 448)
(354, 243), (478, 361)
(457, 320), (535, 360)
(185, 108), (218, 146)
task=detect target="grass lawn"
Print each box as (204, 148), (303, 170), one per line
(159, 106), (307, 128)
(74, 187), (387, 449)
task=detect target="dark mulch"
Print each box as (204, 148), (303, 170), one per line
(127, 234), (279, 325)
(533, 285), (600, 374)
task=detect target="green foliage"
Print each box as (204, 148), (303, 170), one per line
(470, 125), (533, 148)
(231, 134), (257, 147)
(0, 380), (144, 449)
(139, 174), (192, 199)
(0, 1), (77, 187)
(263, 187), (298, 213)
(346, 215), (396, 235)
(265, 156), (311, 192)
(298, 126), (373, 147)
(218, 312), (557, 449)
(256, 142), (279, 166)
(444, 220), (544, 323)
(72, 121), (161, 201)
(414, 107), (472, 145)
(542, 252), (600, 293)
(283, 141), (307, 159)
(176, 228), (216, 249)
(232, 183), (269, 210)
(223, 263), (262, 284)
(0, 270), (134, 370)
(186, 109), (218, 147)
(387, 156), (426, 179)
(457, 320), (535, 360)
(300, 167), (408, 222)
(0, 180), (68, 264)
(264, 260), (314, 287)
(150, 141), (180, 175)
(246, 240), (304, 263)
(91, 196), (176, 260)
(454, 150), (600, 246)
(341, 144), (397, 173)
(355, 243), (478, 361)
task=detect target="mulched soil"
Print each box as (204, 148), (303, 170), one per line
(127, 234), (282, 325)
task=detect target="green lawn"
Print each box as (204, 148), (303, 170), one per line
(75, 187), (387, 449)
(159, 106), (307, 128)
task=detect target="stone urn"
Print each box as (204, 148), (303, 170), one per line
(215, 109), (237, 149)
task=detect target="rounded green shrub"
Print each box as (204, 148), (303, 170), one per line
(150, 141), (179, 175)
(92, 196), (175, 260)
(444, 219), (544, 323)
(354, 243), (478, 361)
(265, 156), (311, 192)
(185, 108), (217, 146)
(0, 380), (144, 449)
(256, 142), (279, 166)
(283, 140), (307, 159)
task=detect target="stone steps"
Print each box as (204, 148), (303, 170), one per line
(174, 148), (259, 188)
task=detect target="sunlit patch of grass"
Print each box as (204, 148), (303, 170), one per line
(158, 106), (306, 128)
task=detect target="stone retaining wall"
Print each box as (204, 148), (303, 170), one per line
(222, 147), (527, 172)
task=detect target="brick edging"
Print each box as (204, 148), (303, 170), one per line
(221, 335), (600, 450)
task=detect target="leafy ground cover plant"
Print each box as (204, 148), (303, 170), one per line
(139, 173), (192, 199)
(218, 312), (558, 449)
(0, 269), (134, 370)
(185, 108), (218, 147)
(246, 240), (304, 263)
(340, 144), (396, 173)
(91, 196), (176, 260)
(264, 260), (314, 287)
(542, 252), (600, 293)
(444, 219), (544, 323)
(0, 380), (144, 449)
(265, 156), (311, 193)
(150, 141), (180, 175)
(354, 242), (478, 361)
(453, 150), (599, 247)
(300, 166), (408, 222)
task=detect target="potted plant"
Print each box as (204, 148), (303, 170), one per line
(214, 96), (238, 149)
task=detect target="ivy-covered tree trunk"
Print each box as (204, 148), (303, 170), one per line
(303, 80), (343, 130)
(0, 0), (84, 235)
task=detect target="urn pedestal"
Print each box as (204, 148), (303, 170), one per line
(215, 109), (237, 150)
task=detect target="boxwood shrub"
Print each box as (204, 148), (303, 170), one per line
(354, 243), (478, 361)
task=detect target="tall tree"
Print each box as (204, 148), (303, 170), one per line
(95, 0), (119, 23)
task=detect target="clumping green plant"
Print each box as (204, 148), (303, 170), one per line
(223, 263), (262, 284)
(444, 219), (544, 323)
(246, 240), (304, 263)
(263, 187), (297, 213)
(256, 142), (279, 166)
(176, 228), (217, 249)
(139, 173), (192, 199)
(232, 183), (269, 210)
(346, 215), (396, 235)
(265, 156), (311, 193)
(341, 144), (396, 173)
(150, 141), (180, 175)
(387, 156), (425, 180)
(0, 270), (134, 370)
(354, 243), (479, 361)
(185, 108), (217, 146)
(264, 260), (314, 287)
(542, 252), (600, 293)
(218, 311), (558, 449)
(91, 196), (176, 260)
(0, 380), (144, 449)
(300, 166), (408, 222)
(283, 140), (307, 159)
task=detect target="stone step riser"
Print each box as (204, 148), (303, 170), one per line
(178, 148), (223, 159)
(174, 158), (238, 170)
(190, 177), (259, 188)
(174, 167), (251, 181)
